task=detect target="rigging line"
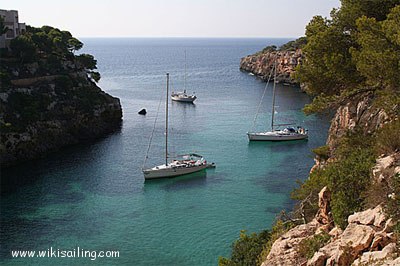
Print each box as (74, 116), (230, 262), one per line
(271, 58), (278, 131)
(170, 77), (175, 93)
(142, 88), (164, 170)
(184, 49), (187, 92)
(250, 60), (276, 132)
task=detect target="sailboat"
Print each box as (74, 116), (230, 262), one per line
(247, 60), (308, 141)
(143, 73), (211, 180)
(171, 51), (197, 103)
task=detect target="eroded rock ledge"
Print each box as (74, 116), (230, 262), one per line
(240, 49), (303, 85)
(262, 185), (399, 266)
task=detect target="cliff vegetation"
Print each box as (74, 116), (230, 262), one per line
(223, 1), (400, 265)
(0, 25), (122, 167)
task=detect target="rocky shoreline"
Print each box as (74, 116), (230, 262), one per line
(0, 57), (122, 168)
(260, 92), (399, 265)
(235, 35), (400, 264)
(240, 49), (303, 85)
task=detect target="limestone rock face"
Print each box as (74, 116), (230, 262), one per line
(315, 186), (333, 231)
(372, 153), (400, 183)
(261, 186), (398, 266)
(307, 251), (327, 266)
(239, 49), (302, 85)
(261, 220), (319, 266)
(326, 93), (390, 149)
(262, 186), (335, 265)
(340, 223), (375, 254)
(347, 205), (385, 227)
(352, 243), (398, 266)
(306, 206), (397, 266)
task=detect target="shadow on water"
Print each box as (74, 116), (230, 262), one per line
(247, 138), (309, 151)
(171, 101), (196, 107)
(0, 128), (123, 196)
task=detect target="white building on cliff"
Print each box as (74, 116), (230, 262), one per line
(0, 9), (26, 49)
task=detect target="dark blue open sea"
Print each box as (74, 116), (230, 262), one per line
(0, 38), (330, 265)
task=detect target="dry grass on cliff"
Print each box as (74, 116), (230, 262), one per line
(376, 119), (400, 155)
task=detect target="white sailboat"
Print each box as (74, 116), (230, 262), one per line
(143, 73), (211, 180)
(247, 60), (308, 141)
(171, 51), (197, 103)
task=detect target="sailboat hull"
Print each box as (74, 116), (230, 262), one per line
(247, 132), (308, 141)
(171, 95), (196, 102)
(143, 164), (207, 180)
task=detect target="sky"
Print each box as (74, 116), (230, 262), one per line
(3, 0), (340, 38)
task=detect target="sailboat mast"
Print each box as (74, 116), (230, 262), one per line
(271, 59), (277, 131)
(184, 50), (187, 93)
(165, 73), (169, 166)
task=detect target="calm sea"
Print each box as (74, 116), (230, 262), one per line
(0, 38), (330, 265)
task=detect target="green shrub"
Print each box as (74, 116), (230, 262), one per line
(260, 45), (277, 53)
(279, 37), (307, 51)
(394, 221), (400, 248)
(10, 35), (37, 63)
(89, 71), (101, 82)
(376, 120), (400, 155)
(219, 230), (271, 266)
(0, 70), (11, 87)
(292, 130), (376, 229)
(291, 168), (329, 222)
(7, 92), (51, 126)
(298, 232), (330, 259)
(76, 54), (97, 70)
(387, 173), (400, 222)
(46, 54), (63, 72)
(328, 147), (375, 228)
(0, 47), (10, 57)
(54, 76), (73, 90)
(312, 145), (330, 160)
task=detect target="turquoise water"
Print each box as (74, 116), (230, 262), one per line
(0, 38), (330, 265)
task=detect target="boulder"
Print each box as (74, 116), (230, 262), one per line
(348, 205), (385, 227)
(307, 251), (327, 266)
(370, 231), (394, 251)
(352, 243), (398, 266)
(340, 223), (375, 254)
(138, 108), (147, 115)
(372, 153), (400, 182)
(328, 226), (343, 239)
(261, 220), (319, 266)
(310, 238), (341, 264)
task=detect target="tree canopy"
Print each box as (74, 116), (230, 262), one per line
(7, 25), (99, 82)
(296, 0), (400, 113)
(279, 37), (307, 51)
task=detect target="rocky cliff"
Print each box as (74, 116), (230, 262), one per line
(262, 151), (400, 266)
(0, 58), (122, 167)
(240, 49), (302, 85)
(326, 92), (391, 150)
(260, 94), (399, 266)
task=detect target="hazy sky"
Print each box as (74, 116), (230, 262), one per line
(3, 0), (340, 38)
